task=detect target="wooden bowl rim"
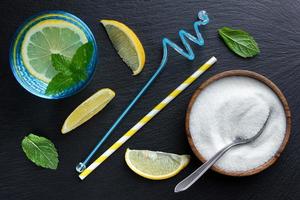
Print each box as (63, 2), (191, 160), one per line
(185, 70), (291, 176)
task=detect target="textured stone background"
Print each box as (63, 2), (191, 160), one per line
(0, 0), (299, 199)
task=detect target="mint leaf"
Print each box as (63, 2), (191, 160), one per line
(45, 73), (76, 95)
(51, 54), (72, 75)
(70, 42), (93, 71)
(72, 71), (88, 82)
(21, 134), (59, 170)
(218, 27), (260, 58)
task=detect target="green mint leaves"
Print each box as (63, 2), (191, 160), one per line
(21, 134), (59, 170)
(46, 42), (94, 95)
(46, 73), (76, 95)
(71, 42), (94, 72)
(51, 54), (72, 75)
(218, 27), (260, 58)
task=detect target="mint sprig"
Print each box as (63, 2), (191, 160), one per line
(46, 42), (93, 95)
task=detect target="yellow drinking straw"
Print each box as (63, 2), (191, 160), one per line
(79, 56), (217, 180)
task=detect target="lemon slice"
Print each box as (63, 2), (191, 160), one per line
(101, 20), (145, 75)
(21, 19), (88, 83)
(125, 149), (190, 180)
(61, 88), (115, 134)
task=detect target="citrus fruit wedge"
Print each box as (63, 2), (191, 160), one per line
(61, 88), (115, 134)
(101, 20), (145, 75)
(21, 19), (88, 83)
(125, 149), (190, 180)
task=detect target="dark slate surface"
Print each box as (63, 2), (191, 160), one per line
(0, 0), (299, 199)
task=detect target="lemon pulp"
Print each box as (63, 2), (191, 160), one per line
(101, 20), (145, 75)
(125, 149), (190, 180)
(61, 88), (115, 134)
(21, 19), (88, 83)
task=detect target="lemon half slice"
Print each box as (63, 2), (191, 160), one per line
(61, 88), (115, 134)
(21, 19), (88, 83)
(101, 20), (145, 75)
(125, 149), (190, 180)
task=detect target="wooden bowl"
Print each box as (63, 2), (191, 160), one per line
(186, 70), (291, 176)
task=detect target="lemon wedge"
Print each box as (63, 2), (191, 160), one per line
(61, 88), (115, 134)
(101, 20), (145, 75)
(125, 149), (190, 180)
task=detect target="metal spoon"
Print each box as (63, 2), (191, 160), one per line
(174, 111), (271, 193)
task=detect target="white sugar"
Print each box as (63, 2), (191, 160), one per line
(189, 76), (286, 172)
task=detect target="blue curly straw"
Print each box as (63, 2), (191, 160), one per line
(76, 10), (209, 172)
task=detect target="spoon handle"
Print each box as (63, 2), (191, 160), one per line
(174, 142), (237, 193)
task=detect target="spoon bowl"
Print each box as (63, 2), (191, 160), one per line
(234, 110), (270, 145)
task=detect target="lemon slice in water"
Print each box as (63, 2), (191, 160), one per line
(21, 19), (88, 83)
(125, 149), (190, 180)
(101, 20), (145, 75)
(61, 88), (115, 134)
